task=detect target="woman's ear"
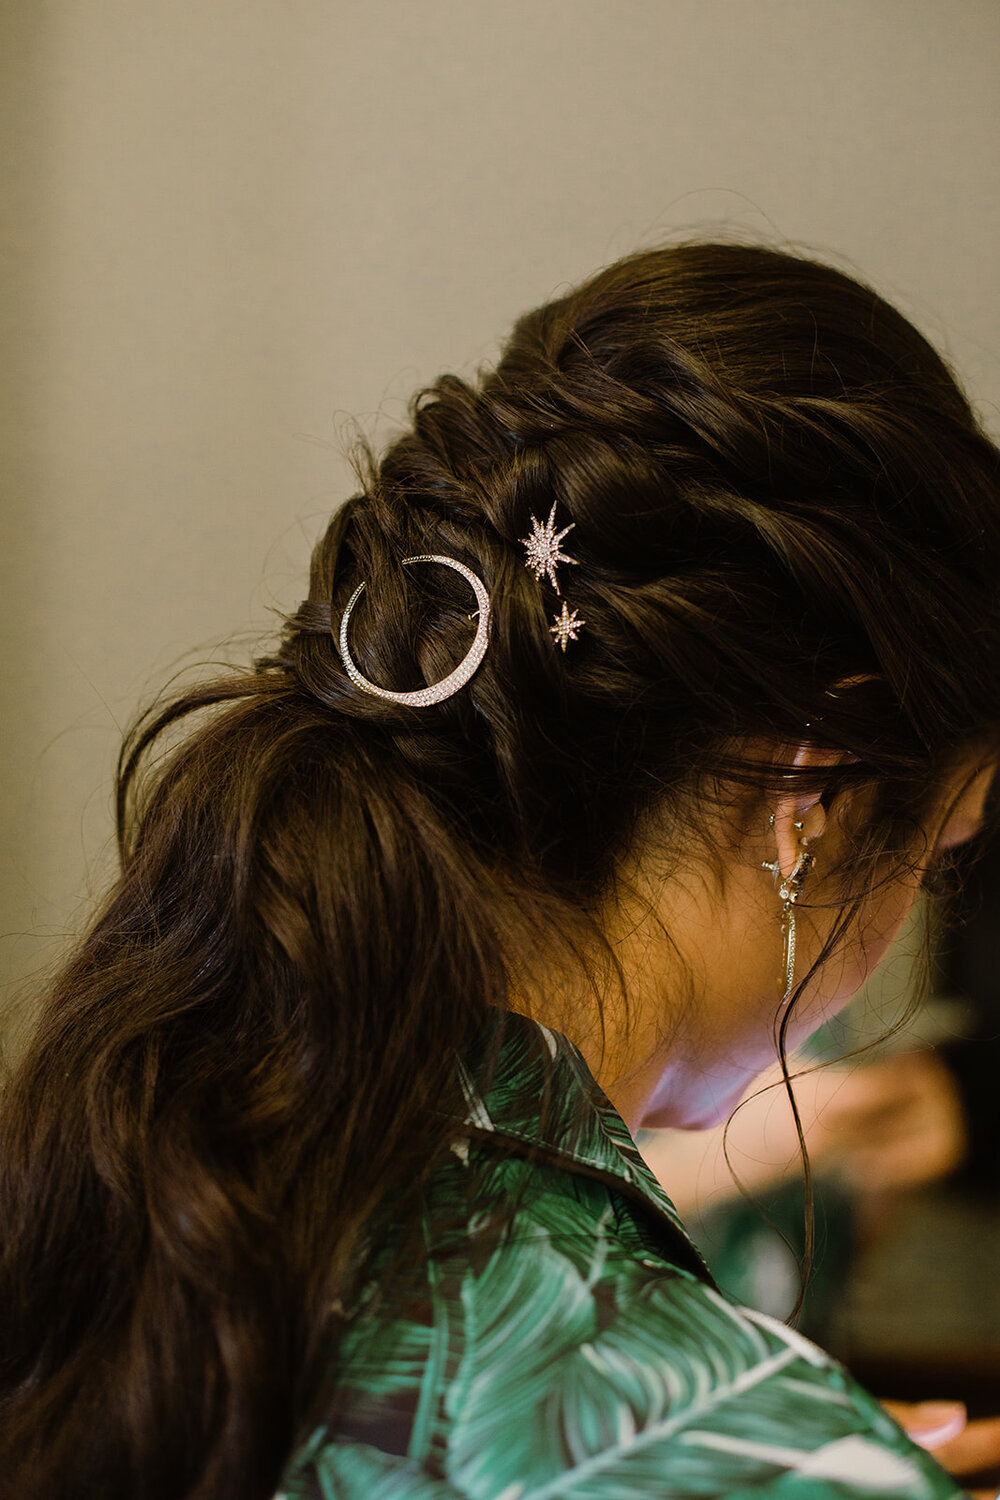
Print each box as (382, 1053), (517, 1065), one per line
(770, 742), (836, 880)
(768, 675), (878, 878)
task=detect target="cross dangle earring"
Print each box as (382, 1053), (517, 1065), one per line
(763, 813), (819, 1004)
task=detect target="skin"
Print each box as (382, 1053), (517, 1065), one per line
(893, 1404), (1000, 1499)
(639, 1049), (968, 1219)
(529, 744), (997, 1135)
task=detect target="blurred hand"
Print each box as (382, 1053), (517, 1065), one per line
(882, 1400), (1000, 1499)
(640, 1047), (967, 1217)
(807, 1049), (967, 1195)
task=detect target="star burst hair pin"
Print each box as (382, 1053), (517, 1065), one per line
(521, 502), (586, 650)
(550, 599), (586, 652)
(522, 502), (578, 591)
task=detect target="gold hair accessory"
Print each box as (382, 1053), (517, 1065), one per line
(521, 502), (586, 650)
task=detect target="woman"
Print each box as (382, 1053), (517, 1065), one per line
(2, 243), (1000, 1499)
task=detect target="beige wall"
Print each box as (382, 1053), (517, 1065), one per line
(3, 1), (1000, 997)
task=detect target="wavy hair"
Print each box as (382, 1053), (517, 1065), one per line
(3, 243), (1000, 1497)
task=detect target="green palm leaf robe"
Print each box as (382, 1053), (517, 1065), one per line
(278, 1014), (965, 1500)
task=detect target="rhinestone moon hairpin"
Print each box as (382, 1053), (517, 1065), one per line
(520, 502), (586, 651)
(338, 554), (491, 707)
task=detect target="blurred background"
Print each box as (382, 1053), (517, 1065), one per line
(3, 0), (999, 1413)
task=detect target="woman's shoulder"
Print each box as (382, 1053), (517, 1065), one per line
(278, 1135), (960, 1500)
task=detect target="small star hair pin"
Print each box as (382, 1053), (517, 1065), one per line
(521, 501), (586, 650)
(549, 599), (586, 652)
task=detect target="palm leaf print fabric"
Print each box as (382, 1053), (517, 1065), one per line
(278, 1014), (964, 1500)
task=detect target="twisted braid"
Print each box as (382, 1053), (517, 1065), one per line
(273, 246), (1000, 891)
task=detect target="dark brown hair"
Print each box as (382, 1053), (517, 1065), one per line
(3, 243), (1000, 1497)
